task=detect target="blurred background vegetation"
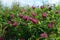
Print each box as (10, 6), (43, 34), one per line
(0, 0), (60, 40)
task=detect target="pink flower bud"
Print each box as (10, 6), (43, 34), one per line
(48, 23), (52, 28)
(12, 22), (18, 27)
(31, 12), (36, 16)
(8, 21), (14, 24)
(23, 16), (29, 20)
(8, 21), (12, 24)
(30, 17), (37, 24)
(32, 6), (35, 9)
(42, 12), (47, 18)
(48, 22), (54, 28)
(40, 33), (47, 38)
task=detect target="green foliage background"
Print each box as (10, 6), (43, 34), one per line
(0, 3), (60, 40)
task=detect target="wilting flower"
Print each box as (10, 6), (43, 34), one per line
(51, 21), (55, 24)
(31, 12), (36, 16)
(12, 22), (18, 27)
(32, 6), (36, 9)
(8, 21), (14, 24)
(0, 37), (4, 40)
(10, 14), (14, 18)
(40, 33), (47, 38)
(19, 14), (24, 18)
(42, 12), (47, 18)
(55, 10), (60, 13)
(40, 6), (45, 9)
(20, 38), (25, 40)
(23, 16), (29, 20)
(8, 21), (12, 24)
(48, 7), (52, 11)
(7, 21), (18, 29)
(29, 17), (37, 24)
(21, 8), (26, 12)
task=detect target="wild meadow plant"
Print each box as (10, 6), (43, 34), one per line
(0, 3), (60, 40)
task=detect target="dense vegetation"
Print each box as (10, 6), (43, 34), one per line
(0, 3), (60, 40)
